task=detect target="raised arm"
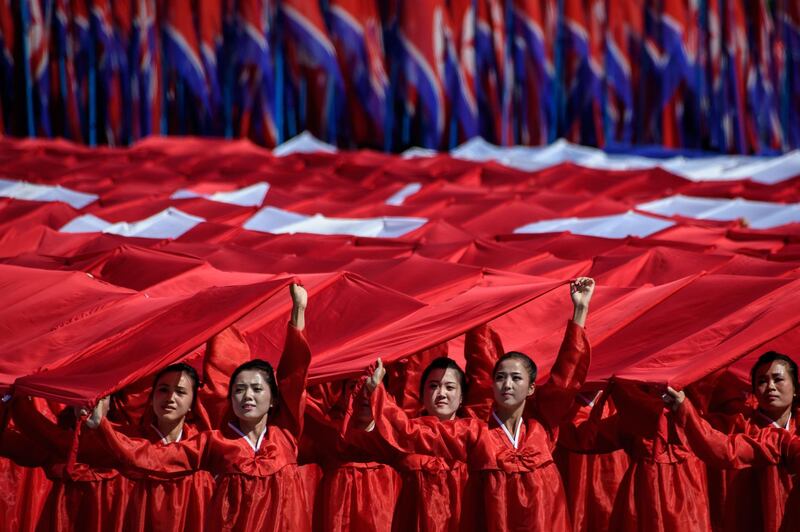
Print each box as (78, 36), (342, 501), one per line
(665, 387), (789, 470)
(357, 359), (473, 461)
(531, 277), (594, 429)
(275, 283), (311, 437)
(462, 323), (504, 419)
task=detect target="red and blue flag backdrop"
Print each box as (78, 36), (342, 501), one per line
(0, 0), (798, 153)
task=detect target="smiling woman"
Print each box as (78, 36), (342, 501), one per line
(90, 283), (313, 531)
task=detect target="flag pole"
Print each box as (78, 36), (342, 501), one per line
(20, 0), (36, 137)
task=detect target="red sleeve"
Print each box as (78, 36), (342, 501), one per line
(357, 382), (472, 461)
(674, 399), (788, 470)
(0, 426), (52, 467)
(275, 323), (311, 438)
(95, 418), (205, 479)
(462, 323), (504, 419)
(304, 383), (334, 425)
(199, 326), (251, 429)
(10, 397), (72, 457)
(557, 391), (626, 453)
(531, 320), (591, 429)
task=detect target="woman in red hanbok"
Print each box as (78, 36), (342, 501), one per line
(554, 389), (629, 532)
(301, 379), (402, 532)
(383, 324), (502, 532)
(0, 399), (53, 532)
(92, 283), (313, 531)
(111, 362), (215, 531)
(358, 277), (595, 532)
(666, 352), (800, 532)
(13, 363), (215, 532)
(10, 395), (130, 532)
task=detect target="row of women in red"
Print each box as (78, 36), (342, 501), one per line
(1, 277), (597, 531)
(6, 274), (800, 531)
(3, 283), (311, 531)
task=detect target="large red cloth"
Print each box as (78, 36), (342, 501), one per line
(96, 323), (311, 531)
(365, 320), (589, 531)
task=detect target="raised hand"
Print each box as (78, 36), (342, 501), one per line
(661, 386), (686, 412)
(569, 277), (595, 326)
(85, 396), (111, 429)
(290, 283), (307, 310)
(365, 358), (386, 393)
(290, 283), (307, 330)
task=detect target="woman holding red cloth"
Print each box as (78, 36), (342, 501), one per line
(110, 363), (215, 531)
(664, 351), (800, 532)
(357, 277), (595, 532)
(10, 396), (130, 532)
(384, 324), (504, 532)
(301, 378), (403, 532)
(90, 283), (313, 531)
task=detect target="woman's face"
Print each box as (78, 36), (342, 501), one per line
(152, 371), (194, 423)
(754, 361), (795, 417)
(493, 359), (535, 411)
(231, 370), (273, 422)
(422, 368), (463, 421)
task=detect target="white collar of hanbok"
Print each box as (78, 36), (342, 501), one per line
(151, 424), (183, 444)
(228, 421), (267, 452)
(492, 410), (523, 449)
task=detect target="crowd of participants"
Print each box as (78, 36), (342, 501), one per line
(1, 280), (800, 531)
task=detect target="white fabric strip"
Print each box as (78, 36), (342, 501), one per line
(385, 183), (422, 206)
(0, 178), (98, 208)
(514, 211), (675, 239)
(273, 131), (337, 156)
(244, 206), (427, 238)
(60, 207), (205, 239)
(171, 182), (270, 207)
(638, 195), (800, 229)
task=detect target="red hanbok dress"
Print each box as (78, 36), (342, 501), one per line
(11, 401), (130, 532)
(560, 384), (713, 531)
(97, 323), (311, 531)
(303, 382), (402, 532)
(385, 323), (501, 532)
(0, 405), (53, 532)
(554, 391), (629, 532)
(113, 422), (215, 532)
(366, 319), (590, 532)
(676, 399), (800, 532)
